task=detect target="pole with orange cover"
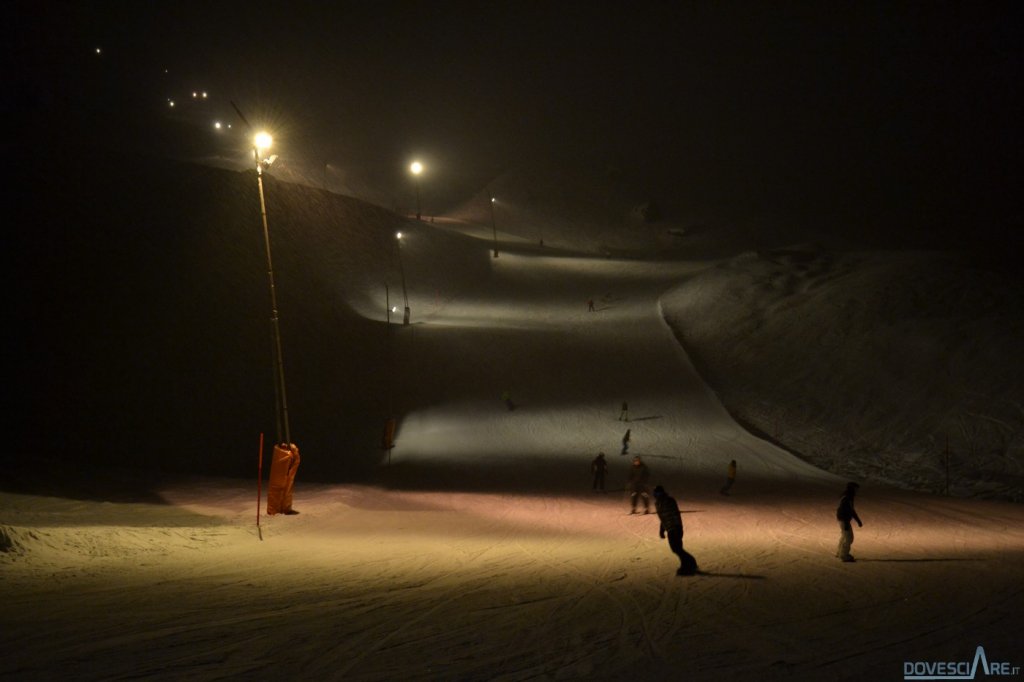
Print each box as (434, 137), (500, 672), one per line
(267, 442), (300, 515)
(234, 102), (301, 517)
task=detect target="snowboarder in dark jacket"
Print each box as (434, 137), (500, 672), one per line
(627, 456), (650, 513)
(621, 428), (631, 455)
(654, 485), (696, 575)
(835, 482), (863, 562)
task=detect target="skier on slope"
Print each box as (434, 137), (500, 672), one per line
(720, 459), (737, 495)
(591, 452), (608, 492)
(627, 456), (650, 514)
(654, 485), (696, 575)
(835, 482), (863, 562)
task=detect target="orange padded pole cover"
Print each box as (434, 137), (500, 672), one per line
(266, 443), (300, 515)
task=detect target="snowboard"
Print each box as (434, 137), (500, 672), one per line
(677, 549), (698, 576)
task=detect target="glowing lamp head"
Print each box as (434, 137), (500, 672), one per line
(410, 161), (423, 175)
(396, 231), (403, 240)
(254, 132), (273, 151)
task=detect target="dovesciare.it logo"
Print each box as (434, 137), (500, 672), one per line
(904, 646), (1020, 680)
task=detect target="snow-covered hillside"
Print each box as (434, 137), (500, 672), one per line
(661, 246), (1023, 501)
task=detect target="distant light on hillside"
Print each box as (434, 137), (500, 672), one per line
(214, 121), (222, 130)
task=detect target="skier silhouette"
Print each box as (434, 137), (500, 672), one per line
(654, 485), (697, 575)
(627, 456), (650, 514)
(591, 452), (608, 491)
(720, 459), (737, 495)
(836, 482), (863, 562)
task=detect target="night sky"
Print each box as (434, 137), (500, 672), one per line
(9, 1), (1024, 242)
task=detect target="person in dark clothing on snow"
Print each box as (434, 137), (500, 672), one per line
(835, 482), (863, 562)
(627, 456), (650, 514)
(591, 452), (608, 492)
(654, 485), (696, 575)
(621, 428), (631, 455)
(720, 459), (737, 495)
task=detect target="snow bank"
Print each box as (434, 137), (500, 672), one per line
(661, 245), (1024, 500)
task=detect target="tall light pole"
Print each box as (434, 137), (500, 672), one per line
(489, 193), (499, 258)
(232, 102), (300, 519)
(231, 103), (291, 448)
(383, 283), (396, 458)
(396, 231), (410, 325)
(410, 161), (423, 220)
(253, 132), (291, 448)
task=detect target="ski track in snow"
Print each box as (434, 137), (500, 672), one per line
(2, 239), (1023, 681)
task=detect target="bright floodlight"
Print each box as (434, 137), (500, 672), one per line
(214, 121), (222, 129)
(410, 161), (423, 175)
(254, 132), (273, 151)
(396, 231), (403, 239)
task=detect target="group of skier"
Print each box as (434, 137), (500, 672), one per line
(590, 451), (736, 512)
(588, 451), (702, 575)
(591, 401), (866, 575)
